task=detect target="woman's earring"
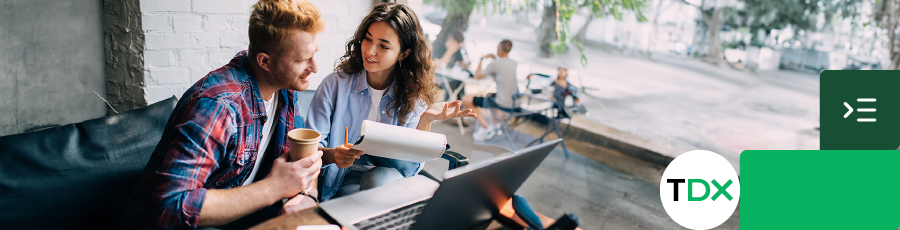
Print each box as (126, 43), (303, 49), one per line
(398, 61), (402, 69)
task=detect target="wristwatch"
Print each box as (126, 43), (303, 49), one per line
(299, 190), (319, 204)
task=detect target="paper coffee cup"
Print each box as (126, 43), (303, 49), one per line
(287, 128), (322, 162)
(287, 128), (321, 193)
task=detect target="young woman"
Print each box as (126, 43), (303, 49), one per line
(306, 3), (475, 201)
(434, 29), (466, 70)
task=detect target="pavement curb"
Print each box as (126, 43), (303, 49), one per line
(522, 115), (691, 167)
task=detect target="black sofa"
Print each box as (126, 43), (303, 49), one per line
(0, 92), (468, 230)
(0, 96), (177, 230)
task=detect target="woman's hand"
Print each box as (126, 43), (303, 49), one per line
(445, 39), (461, 53)
(334, 144), (363, 169)
(417, 101), (477, 131)
(421, 101), (476, 123)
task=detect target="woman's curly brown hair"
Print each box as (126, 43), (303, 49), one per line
(335, 3), (435, 126)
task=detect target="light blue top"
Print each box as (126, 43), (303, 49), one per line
(306, 70), (428, 201)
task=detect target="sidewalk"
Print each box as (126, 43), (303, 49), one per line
(451, 11), (820, 172)
(422, 120), (739, 229)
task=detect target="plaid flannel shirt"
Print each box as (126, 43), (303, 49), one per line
(121, 51), (303, 230)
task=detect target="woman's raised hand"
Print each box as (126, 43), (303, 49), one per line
(422, 101), (476, 122)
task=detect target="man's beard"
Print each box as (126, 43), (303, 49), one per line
(271, 67), (310, 91)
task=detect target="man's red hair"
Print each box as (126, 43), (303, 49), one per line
(248, 0), (326, 57)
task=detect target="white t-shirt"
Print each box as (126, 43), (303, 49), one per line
(242, 91), (278, 186)
(367, 84), (386, 122)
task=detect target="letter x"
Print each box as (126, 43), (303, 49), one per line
(711, 179), (733, 201)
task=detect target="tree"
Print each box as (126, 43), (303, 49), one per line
(427, 0), (645, 67)
(678, 0), (728, 64)
(741, 0), (861, 47)
(875, 0), (900, 69)
(426, 0), (477, 63)
(540, 0), (647, 64)
(538, 2), (559, 57)
(644, 0), (679, 58)
(820, 0), (863, 31)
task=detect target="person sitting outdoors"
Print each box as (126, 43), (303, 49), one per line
(461, 39), (517, 141)
(549, 67), (580, 118)
(306, 3), (475, 202)
(121, 0), (326, 229)
(434, 29), (467, 70)
(434, 29), (469, 102)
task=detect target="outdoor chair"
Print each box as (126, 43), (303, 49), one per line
(522, 73), (578, 158)
(527, 98), (574, 158)
(483, 73), (558, 152)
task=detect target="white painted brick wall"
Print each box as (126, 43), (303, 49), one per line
(307, 0), (373, 89)
(145, 51), (176, 68)
(142, 0), (377, 104)
(141, 0), (191, 13)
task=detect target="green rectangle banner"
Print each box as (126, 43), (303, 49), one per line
(741, 150), (900, 229)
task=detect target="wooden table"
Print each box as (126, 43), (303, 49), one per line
(249, 198), (579, 230)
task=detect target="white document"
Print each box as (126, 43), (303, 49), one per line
(352, 120), (447, 162)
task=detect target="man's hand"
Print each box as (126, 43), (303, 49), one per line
(281, 193), (318, 215)
(475, 54), (494, 80)
(199, 151), (321, 227)
(264, 150), (323, 199)
(334, 145), (363, 169)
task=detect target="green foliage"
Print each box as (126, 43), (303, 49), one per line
(425, 0), (478, 16)
(553, 0), (648, 66)
(721, 39), (744, 50)
(429, 0), (646, 67)
(741, 0), (862, 33)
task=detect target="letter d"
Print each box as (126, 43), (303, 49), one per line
(688, 179), (710, 201)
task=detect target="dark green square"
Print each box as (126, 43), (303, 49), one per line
(820, 70), (900, 150)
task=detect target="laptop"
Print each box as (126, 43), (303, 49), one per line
(319, 139), (561, 230)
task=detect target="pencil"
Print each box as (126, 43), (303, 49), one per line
(345, 127), (349, 147)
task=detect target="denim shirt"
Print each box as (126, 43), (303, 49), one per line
(306, 70), (427, 201)
(551, 80), (579, 105)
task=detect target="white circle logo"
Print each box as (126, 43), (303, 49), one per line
(660, 150), (740, 229)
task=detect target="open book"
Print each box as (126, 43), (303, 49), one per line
(351, 120), (447, 162)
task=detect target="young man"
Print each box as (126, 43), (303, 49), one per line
(462, 39), (517, 141)
(121, 0), (326, 229)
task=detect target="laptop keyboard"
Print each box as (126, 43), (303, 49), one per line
(353, 198), (431, 230)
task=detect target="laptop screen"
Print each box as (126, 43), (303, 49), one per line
(410, 139), (561, 230)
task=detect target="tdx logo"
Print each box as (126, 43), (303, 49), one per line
(665, 179), (733, 201)
(660, 150), (740, 229)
